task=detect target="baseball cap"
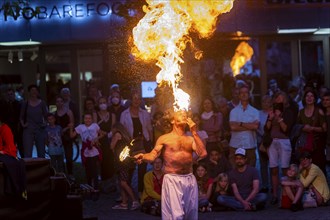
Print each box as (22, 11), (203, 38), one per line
(235, 148), (246, 157)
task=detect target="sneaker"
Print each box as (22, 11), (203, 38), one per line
(112, 204), (128, 210)
(130, 201), (140, 210)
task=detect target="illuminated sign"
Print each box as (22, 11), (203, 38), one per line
(0, 1), (136, 21)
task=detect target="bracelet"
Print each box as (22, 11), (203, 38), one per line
(278, 118), (284, 123)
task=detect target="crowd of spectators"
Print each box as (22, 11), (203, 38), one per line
(0, 74), (330, 214)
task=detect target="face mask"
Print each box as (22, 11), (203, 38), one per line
(112, 97), (120, 105)
(99, 103), (107, 110)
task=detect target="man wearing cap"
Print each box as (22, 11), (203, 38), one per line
(217, 148), (268, 211)
(299, 152), (330, 206)
(229, 85), (259, 167)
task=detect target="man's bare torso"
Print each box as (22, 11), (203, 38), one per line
(158, 132), (194, 175)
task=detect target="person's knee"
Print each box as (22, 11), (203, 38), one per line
(217, 196), (225, 204)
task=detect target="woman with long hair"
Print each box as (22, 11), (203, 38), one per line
(111, 122), (140, 210)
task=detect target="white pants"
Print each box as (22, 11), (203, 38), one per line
(161, 173), (198, 220)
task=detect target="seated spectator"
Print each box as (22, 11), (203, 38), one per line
(280, 164), (304, 211)
(141, 157), (164, 216)
(206, 148), (232, 179)
(217, 148), (267, 211)
(194, 163), (213, 213)
(0, 112), (27, 200)
(299, 152), (330, 206)
(207, 172), (232, 211)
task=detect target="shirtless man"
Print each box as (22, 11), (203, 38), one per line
(134, 110), (207, 220)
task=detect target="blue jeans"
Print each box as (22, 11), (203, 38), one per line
(217, 193), (268, 211)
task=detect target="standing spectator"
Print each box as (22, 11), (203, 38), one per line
(20, 84), (48, 158)
(141, 157), (164, 216)
(45, 113), (65, 173)
(200, 96), (223, 153)
(229, 85), (259, 167)
(227, 87), (240, 112)
(217, 148), (268, 211)
(297, 89), (327, 175)
(217, 96), (231, 155)
(83, 97), (97, 122)
(120, 90), (153, 195)
(321, 91), (330, 165)
(280, 164), (304, 211)
(111, 122), (140, 210)
(70, 112), (104, 191)
(108, 91), (127, 123)
(257, 95), (272, 193)
(1, 88), (23, 157)
(299, 152), (330, 206)
(267, 79), (281, 97)
(88, 84), (102, 104)
(265, 91), (295, 205)
(60, 87), (79, 125)
(96, 96), (116, 193)
(54, 96), (75, 177)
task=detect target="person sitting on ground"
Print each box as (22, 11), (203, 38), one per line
(141, 157), (164, 216)
(280, 164), (304, 211)
(208, 172), (232, 211)
(194, 162), (213, 213)
(298, 152), (330, 207)
(217, 148), (268, 211)
(0, 112), (27, 200)
(206, 147), (232, 180)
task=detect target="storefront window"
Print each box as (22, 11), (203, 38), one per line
(266, 41), (292, 91)
(300, 41), (324, 86)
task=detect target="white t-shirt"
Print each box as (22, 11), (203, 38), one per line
(75, 123), (100, 158)
(75, 123), (100, 142)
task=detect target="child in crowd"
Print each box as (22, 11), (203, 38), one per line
(70, 112), (104, 190)
(207, 172), (232, 211)
(45, 113), (65, 173)
(280, 164), (304, 211)
(194, 163), (213, 212)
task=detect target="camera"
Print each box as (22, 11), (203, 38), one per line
(273, 103), (284, 112)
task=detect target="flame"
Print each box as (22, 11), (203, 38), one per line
(230, 41), (254, 77)
(131, 0), (234, 111)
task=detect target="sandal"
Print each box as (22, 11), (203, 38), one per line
(112, 203), (128, 210)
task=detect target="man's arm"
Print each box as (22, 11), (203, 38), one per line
(187, 118), (207, 159)
(244, 179), (259, 202)
(231, 183), (251, 210)
(230, 120), (259, 132)
(134, 137), (164, 164)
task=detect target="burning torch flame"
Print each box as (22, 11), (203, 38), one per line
(230, 41), (254, 77)
(119, 139), (135, 162)
(131, 0), (234, 111)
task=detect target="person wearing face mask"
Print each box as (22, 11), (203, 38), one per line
(108, 91), (127, 123)
(97, 96), (116, 193)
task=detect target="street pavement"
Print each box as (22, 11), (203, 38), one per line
(83, 164), (330, 220)
(82, 191), (330, 220)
